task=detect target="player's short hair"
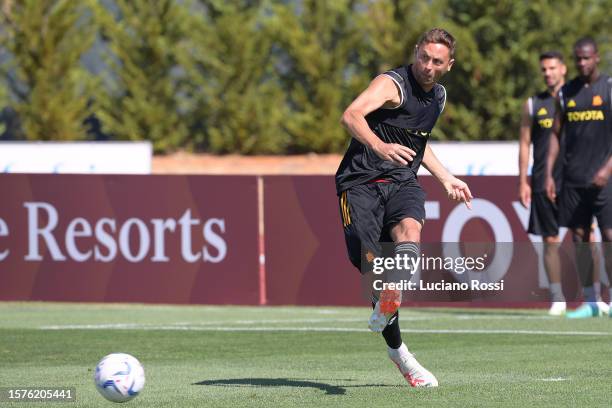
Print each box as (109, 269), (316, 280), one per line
(574, 37), (598, 52)
(417, 28), (456, 58)
(539, 51), (564, 63)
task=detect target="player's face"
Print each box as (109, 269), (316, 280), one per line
(539, 58), (566, 89)
(574, 45), (599, 78)
(413, 43), (454, 86)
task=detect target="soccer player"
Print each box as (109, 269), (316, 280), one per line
(518, 51), (567, 316)
(336, 28), (472, 387)
(545, 37), (612, 318)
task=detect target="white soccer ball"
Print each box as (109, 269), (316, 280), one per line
(94, 353), (145, 403)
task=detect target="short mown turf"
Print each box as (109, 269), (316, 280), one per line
(1, 302), (611, 407)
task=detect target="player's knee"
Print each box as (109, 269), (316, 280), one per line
(391, 218), (422, 242)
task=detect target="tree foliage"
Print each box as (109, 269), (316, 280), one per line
(179, 0), (288, 154)
(0, 0), (97, 140)
(93, 0), (191, 152)
(269, 0), (369, 153)
(0, 0), (610, 152)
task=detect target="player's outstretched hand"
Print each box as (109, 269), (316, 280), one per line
(373, 142), (416, 166)
(443, 177), (473, 209)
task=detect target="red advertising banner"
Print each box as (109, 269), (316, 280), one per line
(0, 174), (260, 304)
(0, 174), (588, 306)
(263, 176), (362, 305)
(263, 176), (583, 306)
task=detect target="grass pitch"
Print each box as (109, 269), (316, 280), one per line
(1, 302), (612, 407)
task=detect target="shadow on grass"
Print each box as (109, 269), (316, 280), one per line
(193, 378), (393, 395)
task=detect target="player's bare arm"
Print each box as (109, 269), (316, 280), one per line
(518, 99), (533, 208)
(422, 144), (473, 209)
(340, 76), (416, 166)
(545, 103), (563, 202)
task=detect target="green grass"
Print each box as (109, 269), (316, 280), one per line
(1, 302), (612, 407)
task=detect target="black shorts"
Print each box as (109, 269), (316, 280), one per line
(558, 182), (612, 229)
(527, 192), (559, 237)
(338, 179), (425, 272)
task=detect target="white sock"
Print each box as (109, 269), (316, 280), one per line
(594, 282), (601, 301)
(388, 343), (408, 357)
(549, 282), (565, 302)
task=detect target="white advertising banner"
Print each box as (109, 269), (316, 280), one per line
(421, 142), (520, 176)
(0, 141), (152, 174)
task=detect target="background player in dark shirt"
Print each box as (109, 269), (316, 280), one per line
(337, 28), (472, 388)
(545, 37), (612, 318)
(518, 51), (567, 316)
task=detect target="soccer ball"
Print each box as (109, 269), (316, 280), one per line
(94, 353), (145, 403)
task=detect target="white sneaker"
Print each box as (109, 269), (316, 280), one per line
(596, 301), (610, 315)
(548, 301), (566, 316)
(388, 343), (438, 388)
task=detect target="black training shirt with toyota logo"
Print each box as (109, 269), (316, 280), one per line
(558, 74), (612, 187)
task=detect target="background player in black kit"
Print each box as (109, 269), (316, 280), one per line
(546, 37), (612, 319)
(336, 28), (472, 388)
(518, 51), (567, 316)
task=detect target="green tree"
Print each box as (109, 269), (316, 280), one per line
(93, 0), (190, 152)
(0, 0), (96, 140)
(269, 0), (371, 153)
(180, 0), (288, 154)
(439, 0), (612, 141)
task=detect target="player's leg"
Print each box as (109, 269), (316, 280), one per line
(378, 182), (437, 387)
(588, 227), (609, 314)
(339, 184), (404, 333)
(599, 226), (612, 317)
(560, 187), (602, 318)
(543, 234), (566, 315)
(342, 182), (436, 387)
(590, 227), (602, 301)
(573, 227), (593, 294)
(368, 221), (420, 332)
(339, 183), (436, 387)
(338, 184), (384, 271)
(559, 187), (599, 319)
(593, 183), (612, 316)
(383, 217), (437, 387)
(528, 192), (565, 314)
(369, 180), (425, 332)
(565, 226), (602, 318)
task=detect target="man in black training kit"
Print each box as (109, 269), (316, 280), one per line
(545, 37), (612, 319)
(518, 51), (568, 316)
(336, 28), (472, 388)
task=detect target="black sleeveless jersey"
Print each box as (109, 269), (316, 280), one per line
(559, 74), (612, 187)
(335, 65), (446, 194)
(528, 91), (562, 191)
